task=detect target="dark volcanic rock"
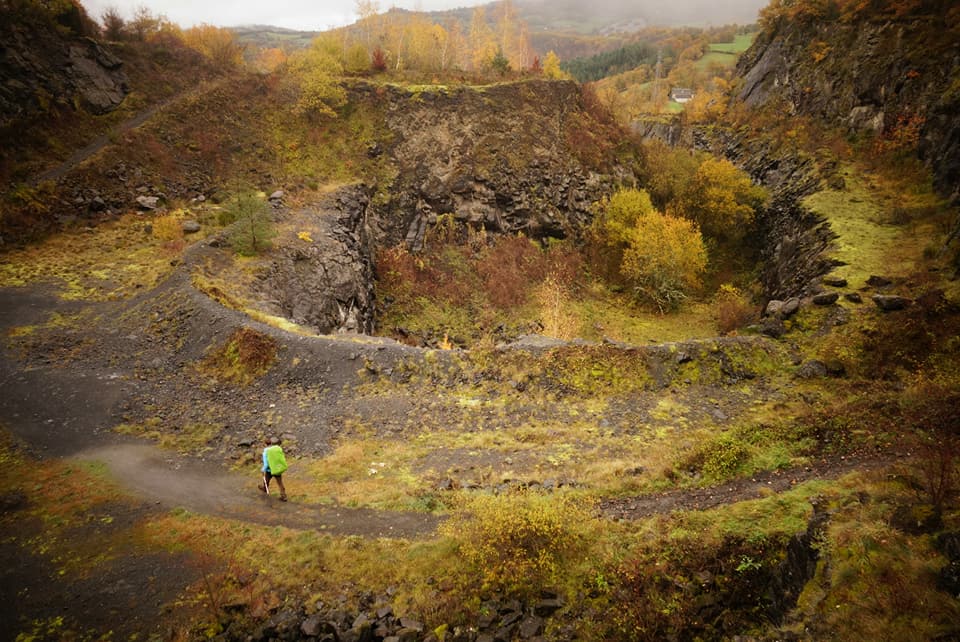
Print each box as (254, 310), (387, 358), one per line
(812, 292), (839, 306)
(867, 275), (893, 288)
(872, 294), (911, 311)
(256, 186), (376, 334)
(352, 80), (622, 250)
(0, 19), (128, 127)
(736, 13), (960, 200)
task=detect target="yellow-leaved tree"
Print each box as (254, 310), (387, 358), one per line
(542, 50), (568, 80)
(592, 188), (707, 312)
(673, 157), (768, 242)
(290, 36), (347, 120)
(182, 24), (244, 69)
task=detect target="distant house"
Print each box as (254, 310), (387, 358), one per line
(670, 88), (695, 103)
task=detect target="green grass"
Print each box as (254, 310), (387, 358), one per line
(801, 166), (933, 287)
(569, 291), (718, 343)
(664, 100), (686, 113)
(708, 33), (757, 54)
(694, 51), (739, 71)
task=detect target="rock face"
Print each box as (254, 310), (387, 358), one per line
(0, 17), (128, 127)
(255, 186), (376, 334)
(353, 80), (625, 250)
(707, 128), (834, 301)
(737, 12), (960, 200)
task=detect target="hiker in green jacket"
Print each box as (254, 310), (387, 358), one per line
(258, 436), (288, 501)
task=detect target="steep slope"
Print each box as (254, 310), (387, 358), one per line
(737, 4), (960, 199)
(363, 80), (633, 251)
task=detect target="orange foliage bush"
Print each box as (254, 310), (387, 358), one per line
(714, 284), (757, 335)
(377, 224), (585, 318)
(477, 235), (544, 308)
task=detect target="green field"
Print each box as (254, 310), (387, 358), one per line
(708, 32), (757, 54)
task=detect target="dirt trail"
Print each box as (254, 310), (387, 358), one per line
(0, 282), (438, 539)
(30, 77), (230, 186)
(0, 269), (892, 539)
(73, 443), (439, 538)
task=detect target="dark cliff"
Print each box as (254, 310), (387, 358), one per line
(0, 6), (128, 130)
(736, 6), (960, 199)
(355, 80), (635, 250)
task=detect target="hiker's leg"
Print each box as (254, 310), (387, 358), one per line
(275, 474), (287, 500)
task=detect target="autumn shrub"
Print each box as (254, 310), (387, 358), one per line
(441, 491), (596, 597)
(608, 536), (778, 641)
(476, 234), (545, 308)
(682, 433), (751, 482)
(152, 213), (183, 242)
(858, 287), (960, 376)
(288, 36), (347, 120)
(201, 327), (277, 385)
(535, 276), (580, 339)
(591, 188), (707, 312)
(672, 157), (768, 243)
(375, 245), (419, 299)
(715, 284), (757, 334)
(640, 141), (701, 213)
(0, 182), (57, 243)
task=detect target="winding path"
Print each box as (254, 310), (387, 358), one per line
(0, 277), (893, 538)
(30, 76), (232, 186)
(0, 284), (438, 539)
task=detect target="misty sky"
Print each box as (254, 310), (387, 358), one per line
(80, 0), (488, 31)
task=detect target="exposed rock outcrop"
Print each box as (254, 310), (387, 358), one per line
(737, 12), (960, 200)
(255, 186), (376, 334)
(0, 17), (128, 128)
(353, 80), (627, 250)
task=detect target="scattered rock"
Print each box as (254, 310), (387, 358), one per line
(181, 220), (201, 233)
(823, 359), (846, 377)
(844, 292), (863, 303)
(867, 275), (893, 287)
(822, 276), (847, 287)
(764, 299), (784, 317)
(760, 317), (786, 338)
(781, 297), (801, 317)
(533, 594), (564, 617)
(300, 614), (323, 637)
(135, 195), (159, 210)
(812, 292), (839, 305)
(269, 190), (285, 201)
(872, 295), (911, 311)
(89, 196), (107, 212)
(937, 561), (960, 596)
(796, 360), (828, 379)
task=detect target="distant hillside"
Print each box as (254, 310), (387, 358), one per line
(516, 0), (767, 32)
(231, 0), (766, 64)
(231, 25), (317, 53)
